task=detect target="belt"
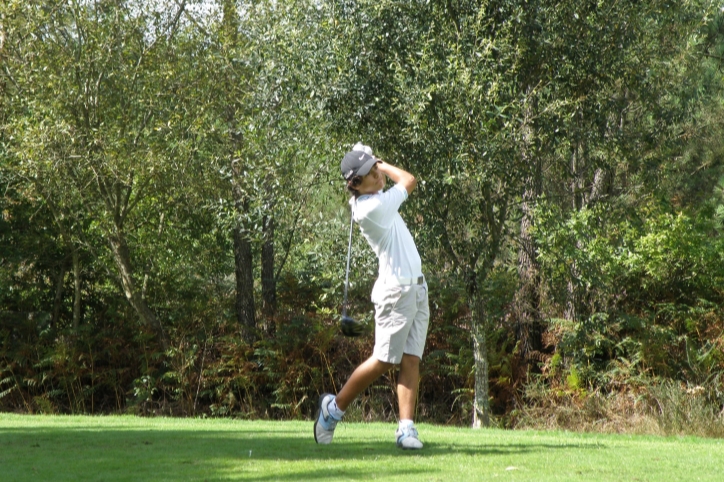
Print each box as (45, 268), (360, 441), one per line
(387, 275), (425, 286)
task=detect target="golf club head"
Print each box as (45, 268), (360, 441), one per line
(341, 315), (364, 337)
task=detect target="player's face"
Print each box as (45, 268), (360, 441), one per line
(356, 164), (385, 195)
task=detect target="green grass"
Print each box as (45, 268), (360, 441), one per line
(1, 414), (723, 481)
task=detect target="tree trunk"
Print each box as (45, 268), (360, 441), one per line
(0, 23), (5, 101)
(587, 168), (608, 207)
(566, 123), (610, 322)
(233, 225), (256, 343)
(466, 182), (509, 429)
(52, 263), (67, 329)
(108, 232), (169, 351)
(72, 247), (82, 329)
(471, 294), (491, 428)
(261, 214), (276, 317)
(513, 96), (543, 362)
(514, 185), (542, 356)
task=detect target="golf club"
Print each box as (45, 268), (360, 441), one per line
(341, 207), (364, 337)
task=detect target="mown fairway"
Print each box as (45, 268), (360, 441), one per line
(0, 414), (722, 481)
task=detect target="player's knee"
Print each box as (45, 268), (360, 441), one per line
(369, 357), (394, 373)
(400, 353), (420, 367)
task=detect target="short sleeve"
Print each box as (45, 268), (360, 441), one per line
(357, 183), (408, 228)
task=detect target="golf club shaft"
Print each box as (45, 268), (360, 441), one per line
(342, 208), (354, 317)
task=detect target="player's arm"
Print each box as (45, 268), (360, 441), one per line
(377, 161), (417, 195)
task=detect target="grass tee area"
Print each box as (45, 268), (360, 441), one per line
(1, 414), (722, 481)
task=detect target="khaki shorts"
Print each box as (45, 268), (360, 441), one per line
(370, 279), (430, 364)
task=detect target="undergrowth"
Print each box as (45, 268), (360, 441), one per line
(514, 377), (724, 438)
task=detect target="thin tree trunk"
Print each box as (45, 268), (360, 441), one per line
(515, 184), (542, 356)
(108, 232), (169, 351)
(566, 142), (583, 321)
(513, 91), (543, 361)
(52, 263), (67, 329)
(229, 152), (257, 342)
(589, 168), (608, 204)
(465, 180), (510, 429)
(566, 136), (605, 323)
(261, 214), (276, 317)
(41, 198), (83, 330)
(142, 213), (164, 301)
(72, 247), (82, 329)
(471, 294), (491, 428)
(233, 226), (256, 343)
(566, 164), (609, 322)
(0, 23), (5, 101)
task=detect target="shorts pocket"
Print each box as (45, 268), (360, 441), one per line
(374, 286), (407, 327)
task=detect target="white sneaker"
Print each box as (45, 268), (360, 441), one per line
(314, 393), (340, 444)
(395, 424), (423, 449)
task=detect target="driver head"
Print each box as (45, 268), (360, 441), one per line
(341, 315), (364, 337)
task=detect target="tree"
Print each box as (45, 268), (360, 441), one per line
(0, 0), (198, 350)
(161, 0), (332, 341)
(322, 0), (528, 426)
(319, 0), (721, 426)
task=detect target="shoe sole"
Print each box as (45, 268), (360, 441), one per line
(398, 442), (423, 450)
(396, 430), (423, 449)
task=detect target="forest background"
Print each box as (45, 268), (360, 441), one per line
(2, 0), (724, 435)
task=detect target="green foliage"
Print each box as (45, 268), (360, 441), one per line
(1, 0), (724, 431)
(0, 318), (148, 414)
(534, 200), (724, 393)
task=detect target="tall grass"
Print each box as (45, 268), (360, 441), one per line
(515, 378), (724, 437)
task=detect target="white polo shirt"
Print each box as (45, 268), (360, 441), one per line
(350, 183), (422, 283)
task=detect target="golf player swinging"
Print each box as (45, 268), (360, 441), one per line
(314, 143), (430, 449)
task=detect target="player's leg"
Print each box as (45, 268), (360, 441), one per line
(396, 282), (430, 449)
(397, 353), (420, 420)
(315, 357), (393, 444)
(335, 356), (394, 410)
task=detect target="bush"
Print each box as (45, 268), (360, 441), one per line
(515, 376), (724, 438)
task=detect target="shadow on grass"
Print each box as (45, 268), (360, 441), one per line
(0, 425), (605, 481)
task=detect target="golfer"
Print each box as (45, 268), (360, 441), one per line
(314, 143), (430, 449)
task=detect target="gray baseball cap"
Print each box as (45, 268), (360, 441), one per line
(340, 143), (378, 181)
